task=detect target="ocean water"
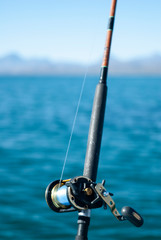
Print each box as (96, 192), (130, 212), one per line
(0, 75), (161, 240)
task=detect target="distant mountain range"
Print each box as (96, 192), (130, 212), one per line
(0, 53), (161, 76)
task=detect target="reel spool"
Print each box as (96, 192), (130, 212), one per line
(45, 179), (74, 213)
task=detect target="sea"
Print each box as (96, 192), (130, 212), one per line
(0, 75), (161, 240)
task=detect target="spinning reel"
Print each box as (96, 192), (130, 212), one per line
(45, 176), (143, 227)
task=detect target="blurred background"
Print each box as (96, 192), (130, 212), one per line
(0, 0), (161, 239)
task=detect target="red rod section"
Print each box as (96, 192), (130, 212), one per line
(102, 0), (117, 68)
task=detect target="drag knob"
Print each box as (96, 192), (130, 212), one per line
(121, 206), (144, 227)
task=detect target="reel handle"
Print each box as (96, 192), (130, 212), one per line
(121, 206), (144, 227)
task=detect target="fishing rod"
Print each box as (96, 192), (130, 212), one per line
(45, 0), (144, 239)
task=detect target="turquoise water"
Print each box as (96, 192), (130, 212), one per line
(0, 75), (161, 239)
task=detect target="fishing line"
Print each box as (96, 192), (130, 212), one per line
(59, 60), (94, 187)
(59, 17), (102, 187)
(58, 71), (87, 187)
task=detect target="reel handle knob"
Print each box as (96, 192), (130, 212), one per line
(121, 206), (144, 227)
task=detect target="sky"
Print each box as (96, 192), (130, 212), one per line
(0, 0), (161, 64)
